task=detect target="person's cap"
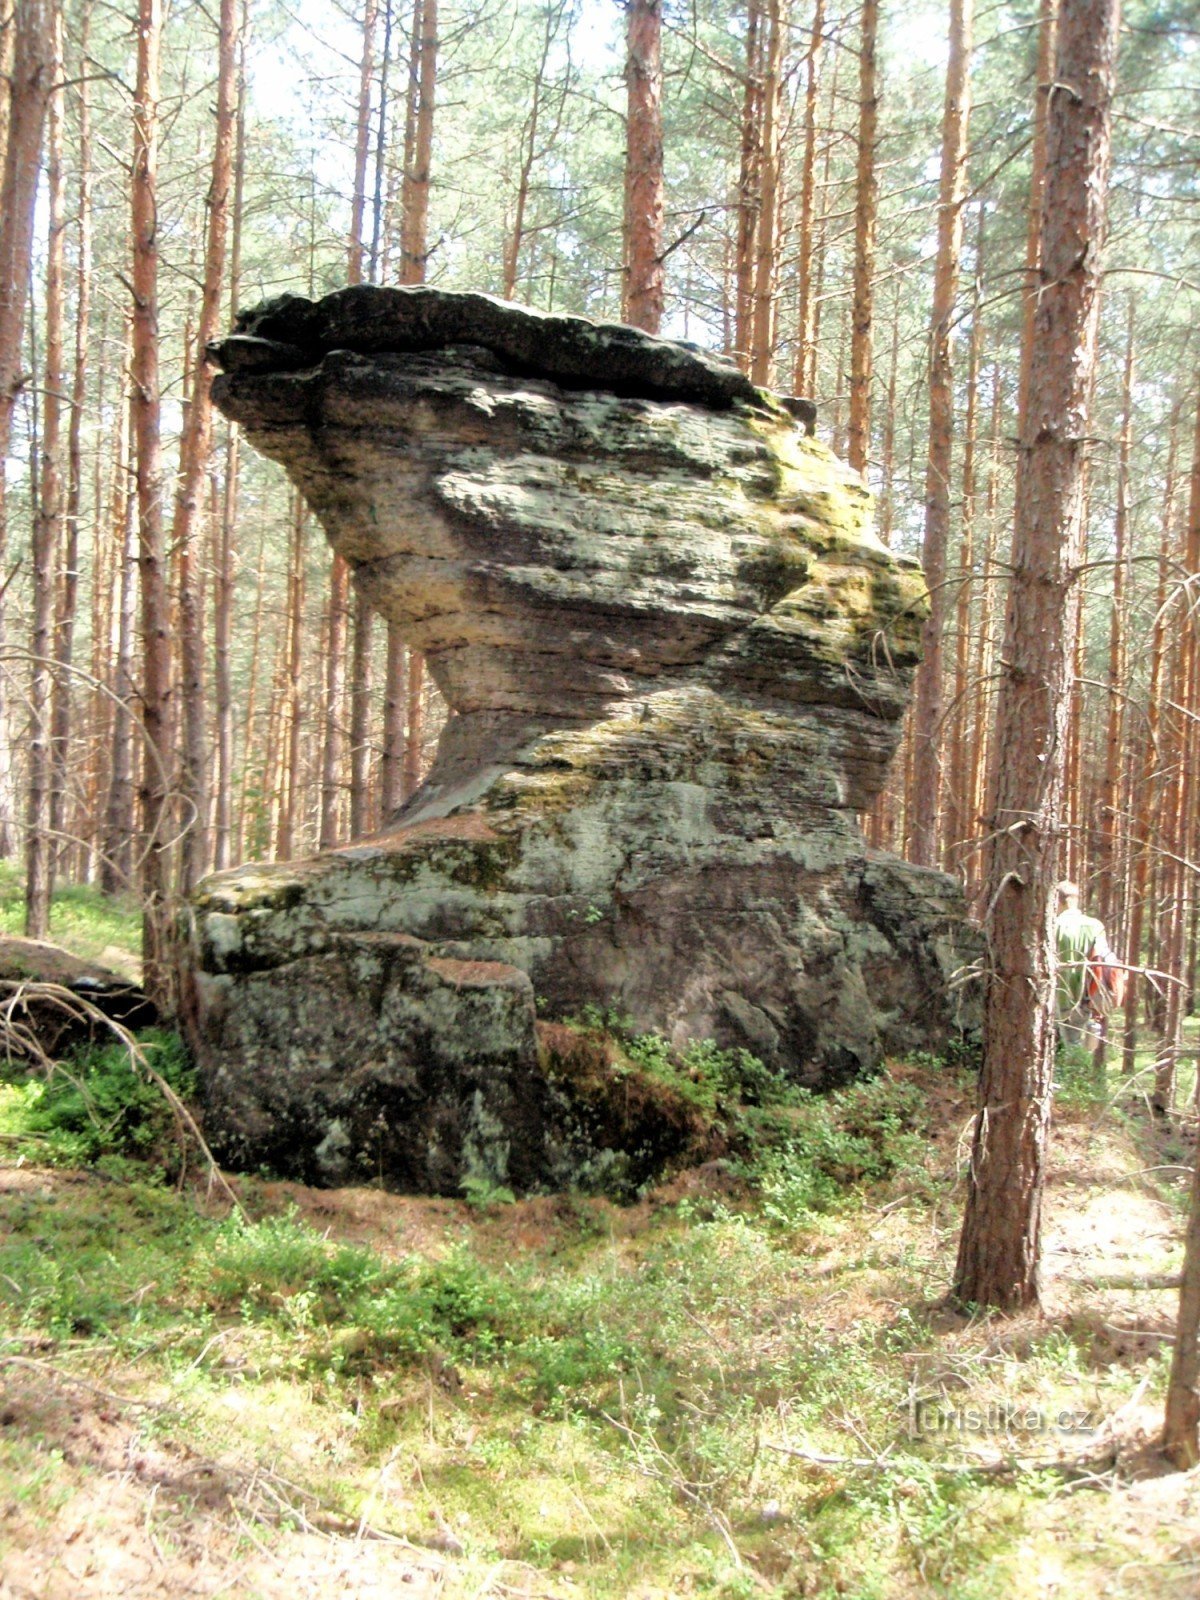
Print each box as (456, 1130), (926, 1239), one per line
(1056, 880), (1079, 898)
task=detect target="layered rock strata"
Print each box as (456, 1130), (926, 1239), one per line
(186, 286), (979, 1194)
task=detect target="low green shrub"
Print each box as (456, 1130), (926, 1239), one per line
(0, 1029), (194, 1175)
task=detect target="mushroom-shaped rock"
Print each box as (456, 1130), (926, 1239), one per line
(185, 286), (980, 1195)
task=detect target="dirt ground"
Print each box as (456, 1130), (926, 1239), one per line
(2, 1104), (1199, 1599)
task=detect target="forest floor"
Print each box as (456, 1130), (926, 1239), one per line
(0, 877), (1197, 1597)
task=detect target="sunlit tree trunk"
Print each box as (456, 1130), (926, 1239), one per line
(1017, 0), (1059, 429)
(733, 0), (762, 372)
(1164, 394), (1200, 1459)
(946, 211), (984, 876)
(394, 0), (437, 805)
(793, 0), (823, 398)
(275, 493), (307, 860)
(24, 0), (64, 937)
(213, 0), (247, 873)
(955, 0), (1120, 1313)
(846, 0), (878, 476)
(131, 0), (173, 1002)
(1122, 441), (1175, 1077)
(910, 0), (973, 868)
(749, 0), (787, 386)
(622, 0), (664, 331)
(1097, 296), (1135, 933)
(50, 0), (91, 890)
(0, 0), (53, 860)
(102, 353), (137, 895)
(173, 0), (238, 894)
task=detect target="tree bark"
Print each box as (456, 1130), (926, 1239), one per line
(132, 0), (172, 1004)
(793, 0), (823, 398)
(0, 0), (53, 860)
(954, 0), (1120, 1313)
(173, 0), (238, 895)
(623, 0), (664, 332)
(846, 0), (878, 476)
(50, 0), (91, 890)
(392, 0), (437, 803)
(748, 0), (787, 386)
(24, 0), (65, 938)
(1097, 296), (1134, 933)
(910, 0), (973, 868)
(733, 0), (762, 372)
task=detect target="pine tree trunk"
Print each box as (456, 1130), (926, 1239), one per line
(173, 0), (238, 895)
(946, 213), (984, 876)
(793, 0), (823, 398)
(954, 0), (1120, 1314)
(276, 493), (307, 860)
(349, 594), (374, 837)
(50, 0), (91, 890)
(0, 0), (53, 860)
(213, 3), (247, 873)
(734, 1), (763, 372)
(749, 0), (787, 386)
(910, 0), (973, 868)
(319, 553), (348, 849)
(1122, 462), (1173, 1077)
(1097, 297), (1135, 932)
(846, 0), (878, 475)
(102, 355), (137, 896)
(382, 626), (406, 817)
(623, 0), (664, 331)
(132, 0), (172, 1003)
(24, 0), (64, 938)
(392, 0), (437, 802)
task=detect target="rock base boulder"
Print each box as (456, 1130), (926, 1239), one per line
(185, 287), (981, 1195)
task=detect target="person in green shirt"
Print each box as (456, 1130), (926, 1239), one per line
(1054, 880), (1114, 1051)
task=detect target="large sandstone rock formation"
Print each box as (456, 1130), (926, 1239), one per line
(185, 286), (979, 1194)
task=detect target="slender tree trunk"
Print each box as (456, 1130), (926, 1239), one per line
(1123, 466), (1174, 1077)
(403, 651), (425, 800)
(947, 210), (984, 875)
(102, 372), (137, 895)
(131, 0), (172, 1003)
(24, 0), (64, 938)
(793, 0), (823, 397)
(392, 0), (437, 805)
(276, 492), (307, 860)
(349, 595), (374, 836)
(910, 0), (973, 868)
(349, 0), (377, 288)
(1154, 390), (1200, 1114)
(382, 625), (406, 816)
(50, 0), (91, 889)
(173, 0), (238, 895)
(319, 554), (348, 849)
(213, 1), (247, 872)
(954, 0), (1120, 1313)
(399, 0), (435, 286)
(749, 0), (787, 386)
(0, 0), (53, 860)
(622, 0), (664, 331)
(846, 0), (878, 475)
(1017, 0), (1060, 429)
(734, 0), (762, 371)
(1097, 296), (1134, 932)
(1165, 395), (1200, 1458)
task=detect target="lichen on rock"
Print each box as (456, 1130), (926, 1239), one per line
(184, 285), (980, 1196)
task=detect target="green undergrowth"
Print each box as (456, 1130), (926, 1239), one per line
(0, 860), (142, 973)
(3, 1047), (1184, 1598)
(0, 1029), (194, 1177)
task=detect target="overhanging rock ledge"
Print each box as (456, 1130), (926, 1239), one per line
(183, 285), (980, 1195)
